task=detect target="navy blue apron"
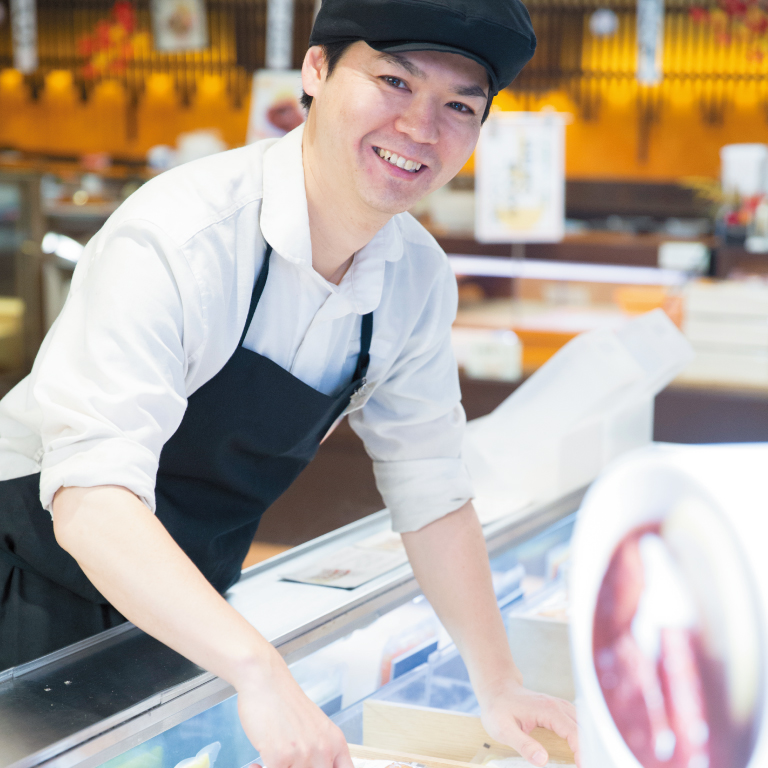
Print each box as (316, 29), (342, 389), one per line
(0, 244), (373, 668)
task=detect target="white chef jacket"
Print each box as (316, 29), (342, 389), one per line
(0, 124), (473, 533)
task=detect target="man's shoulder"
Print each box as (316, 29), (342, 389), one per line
(394, 211), (445, 255)
(106, 139), (279, 247)
(392, 212), (453, 282)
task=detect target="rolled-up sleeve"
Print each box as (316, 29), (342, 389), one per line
(34, 219), (199, 513)
(348, 261), (474, 532)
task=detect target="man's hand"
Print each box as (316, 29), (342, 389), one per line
(237, 655), (353, 768)
(53, 485), (354, 768)
(479, 679), (580, 767)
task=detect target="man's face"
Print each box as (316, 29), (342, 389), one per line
(302, 41), (489, 216)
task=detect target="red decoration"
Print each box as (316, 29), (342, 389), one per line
(690, 0), (768, 53)
(77, 0), (141, 78)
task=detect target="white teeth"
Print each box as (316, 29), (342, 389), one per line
(376, 147), (422, 172)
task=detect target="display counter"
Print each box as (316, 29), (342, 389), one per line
(0, 489), (584, 768)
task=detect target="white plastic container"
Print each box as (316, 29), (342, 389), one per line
(463, 310), (693, 509)
(720, 143), (768, 198)
(570, 443), (768, 768)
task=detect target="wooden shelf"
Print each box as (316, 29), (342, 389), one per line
(436, 231), (717, 269)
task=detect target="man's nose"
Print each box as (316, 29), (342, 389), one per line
(394, 96), (440, 145)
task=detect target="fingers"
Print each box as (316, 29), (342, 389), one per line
(238, 666), (351, 768)
(333, 736), (356, 768)
(532, 699), (580, 767)
(505, 726), (550, 767)
(260, 742), (334, 768)
(257, 720), (349, 768)
(485, 690), (580, 768)
(558, 697), (578, 724)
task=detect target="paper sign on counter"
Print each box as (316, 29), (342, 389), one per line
(282, 531), (408, 589)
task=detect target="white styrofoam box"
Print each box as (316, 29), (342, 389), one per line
(464, 310), (693, 507)
(678, 350), (768, 385)
(451, 327), (522, 382)
(684, 279), (768, 318)
(684, 319), (768, 348)
(721, 143), (768, 198)
(657, 241), (709, 273)
(570, 443), (768, 768)
(464, 328), (643, 503)
(602, 397), (655, 464)
(613, 307), (695, 398)
(557, 398), (654, 499)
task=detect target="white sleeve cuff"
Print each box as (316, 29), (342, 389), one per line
(40, 438), (159, 514)
(374, 457), (474, 533)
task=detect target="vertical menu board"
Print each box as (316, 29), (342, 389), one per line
(637, 0), (665, 85)
(475, 111), (566, 244)
(10, 0), (37, 73)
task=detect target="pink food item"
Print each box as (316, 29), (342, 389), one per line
(593, 525), (712, 768)
(658, 628), (709, 767)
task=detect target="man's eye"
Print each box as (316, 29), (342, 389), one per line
(383, 76), (407, 89)
(448, 101), (473, 114)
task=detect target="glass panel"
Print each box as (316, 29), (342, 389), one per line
(98, 513), (578, 768)
(99, 695), (256, 768)
(0, 182), (21, 296)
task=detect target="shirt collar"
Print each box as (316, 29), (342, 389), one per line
(260, 124), (312, 268)
(259, 123), (406, 315)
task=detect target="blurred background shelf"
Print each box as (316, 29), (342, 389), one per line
(1, 0), (768, 563)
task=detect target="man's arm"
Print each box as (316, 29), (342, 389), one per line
(402, 501), (580, 767)
(53, 485), (354, 768)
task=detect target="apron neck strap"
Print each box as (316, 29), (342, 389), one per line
(354, 312), (373, 381)
(241, 244), (373, 383)
(240, 243), (273, 347)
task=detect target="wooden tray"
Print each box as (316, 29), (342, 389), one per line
(353, 700), (575, 765)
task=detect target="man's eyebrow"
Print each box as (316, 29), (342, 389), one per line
(453, 83), (489, 100)
(376, 52), (488, 101)
(376, 51), (426, 79)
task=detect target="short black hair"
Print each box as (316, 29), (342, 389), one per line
(300, 41), (355, 112)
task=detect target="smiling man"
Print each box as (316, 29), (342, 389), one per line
(0, 0), (578, 766)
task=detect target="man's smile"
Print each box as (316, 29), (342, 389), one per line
(372, 146), (426, 174)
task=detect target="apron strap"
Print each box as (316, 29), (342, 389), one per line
(240, 243), (373, 383)
(239, 243), (273, 347)
(354, 312), (373, 381)
(0, 546), (49, 583)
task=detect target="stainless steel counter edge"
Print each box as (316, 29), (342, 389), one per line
(3, 489), (585, 768)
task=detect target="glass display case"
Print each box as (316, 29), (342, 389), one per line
(0, 169), (43, 370)
(0, 491), (582, 768)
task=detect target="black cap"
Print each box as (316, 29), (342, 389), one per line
(309, 0), (537, 98)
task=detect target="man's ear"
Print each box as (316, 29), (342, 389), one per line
(301, 45), (325, 100)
